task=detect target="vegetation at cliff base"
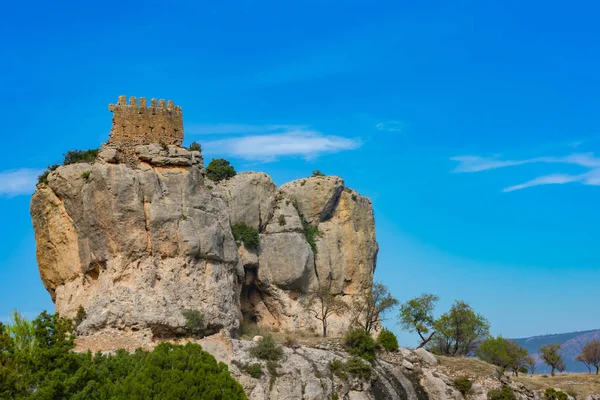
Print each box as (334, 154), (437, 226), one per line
(206, 158), (236, 182)
(0, 311), (247, 399)
(231, 222), (260, 249)
(343, 327), (377, 363)
(376, 328), (399, 352)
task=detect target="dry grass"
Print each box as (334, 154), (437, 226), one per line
(437, 355), (499, 379)
(514, 373), (600, 398)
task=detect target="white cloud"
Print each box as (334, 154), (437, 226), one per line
(0, 169), (42, 197)
(186, 123), (305, 135)
(375, 120), (406, 133)
(203, 129), (361, 162)
(451, 152), (600, 192)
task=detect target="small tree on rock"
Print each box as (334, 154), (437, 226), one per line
(539, 344), (565, 376)
(302, 276), (348, 337)
(352, 282), (398, 333)
(206, 158), (236, 182)
(398, 294), (439, 349)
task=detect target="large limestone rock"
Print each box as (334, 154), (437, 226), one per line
(31, 142), (378, 340)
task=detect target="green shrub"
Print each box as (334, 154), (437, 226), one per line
(189, 141), (202, 152)
(544, 388), (569, 400)
(376, 328), (399, 352)
(249, 335), (284, 361)
(351, 194), (358, 202)
(278, 214), (286, 226)
(181, 309), (205, 336)
(297, 208), (319, 253)
(345, 356), (372, 380)
(487, 385), (517, 400)
(453, 376), (473, 395)
(37, 164), (59, 184)
(312, 170), (325, 177)
(73, 305), (87, 329)
(344, 328), (377, 363)
(1, 311), (248, 399)
(329, 358), (348, 379)
(206, 158), (237, 182)
(63, 149), (99, 165)
(232, 222), (260, 249)
(243, 362), (263, 378)
(81, 170), (92, 181)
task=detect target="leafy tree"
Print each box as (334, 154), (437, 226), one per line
(231, 222), (260, 249)
(477, 336), (529, 376)
(397, 294), (439, 349)
(539, 343), (566, 376)
(343, 328), (377, 363)
(7, 310), (36, 352)
(182, 309), (206, 336)
(351, 282), (398, 333)
(376, 329), (399, 352)
(427, 300), (490, 356)
(576, 353), (592, 374)
(301, 277), (348, 337)
(524, 355), (537, 375)
(578, 338), (600, 374)
(206, 158), (236, 182)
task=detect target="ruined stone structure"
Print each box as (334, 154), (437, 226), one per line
(107, 95), (183, 147)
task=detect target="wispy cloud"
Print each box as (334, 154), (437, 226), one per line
(451, 153), (600, 192)
(187, 123), (305, 135)
(203, 129), (361, 162)
(375, 120), (406, 133)
(0, 169), (42, 197)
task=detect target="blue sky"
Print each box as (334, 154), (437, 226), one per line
(1, 0), (599, 346)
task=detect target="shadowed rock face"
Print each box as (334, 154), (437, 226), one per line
(31, 143), (378, 341)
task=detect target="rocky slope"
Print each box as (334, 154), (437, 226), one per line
(30, 142), (378, 344)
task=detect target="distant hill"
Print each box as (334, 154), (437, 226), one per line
(512, 329), (600, 373)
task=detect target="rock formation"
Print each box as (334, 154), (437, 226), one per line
(30, 96), (378, 345)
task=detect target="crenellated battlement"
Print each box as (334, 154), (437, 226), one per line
(107, 95), (184, 147)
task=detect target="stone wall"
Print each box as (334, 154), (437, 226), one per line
(107, 95), (183, 147)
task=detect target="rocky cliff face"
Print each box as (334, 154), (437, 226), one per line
(30, 142), (378, 343)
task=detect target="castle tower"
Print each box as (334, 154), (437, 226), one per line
(107, 95), (183, 147)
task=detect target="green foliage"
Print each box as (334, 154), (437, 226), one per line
(73, 306), (87, 330)
(453, 376), (473, 395)
(544, 388), (569, 400)
(278, 214), (286, 226)
(328, 359), (348, 379)
(7, 310), (36, 352)
(343, 328), (377, 363)
(578, 338), (600, 374)
(376, 329), (399, 352)
(243, 363), (263, 378)
(398, 293), (439, 348)
(0, 311), (248, 399)
(297, 208), (319, 253)
(63, 149), (99, 165)
(427, 300), (490, 356)
(37, 164), (59, 184)
(80, 171), (91, 181)
(477, 336), (529, 376)
(312, 170), (325, 177)
(539, 344), (566, 376)
(189, 141), (202, 152)
(351, 194), (357, 202)
(206, 158), (237, 182)
(182, 309), (206, 336)
(231, 222), (260, 249)
(487, 385), (517, 400)
(345, 356), (372, 380)
(249, 335), (284, 361)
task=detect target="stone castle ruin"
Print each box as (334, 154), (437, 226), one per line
(107, 95), (183, 147)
